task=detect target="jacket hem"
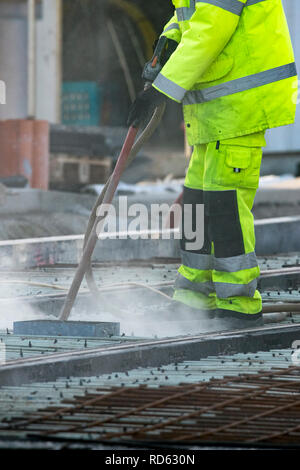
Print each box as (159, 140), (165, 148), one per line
(186, 119), (296, 145)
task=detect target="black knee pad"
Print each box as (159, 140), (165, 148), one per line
(205, 190), (245, 258)
(181, 186), (211, 254)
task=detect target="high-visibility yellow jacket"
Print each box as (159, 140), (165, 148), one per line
(153, 0), (298, 145)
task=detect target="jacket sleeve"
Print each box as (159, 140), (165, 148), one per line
(160, 14), (182, 44)
(153, 1), (245, 103)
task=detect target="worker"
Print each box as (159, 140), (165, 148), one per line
(128, 0), (297, 330)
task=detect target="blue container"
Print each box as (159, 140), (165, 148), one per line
(62, 81), (102, 126)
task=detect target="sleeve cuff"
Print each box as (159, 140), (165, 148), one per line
(153, 73), (187, 103)
(163, 23), (180, 33)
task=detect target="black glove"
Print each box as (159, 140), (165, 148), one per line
(127, 86), (167, 128)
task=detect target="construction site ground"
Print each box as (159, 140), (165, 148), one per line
(0, 247), (300, 449)
(0, 180), (300, 449)
(1, 175), (300, 240)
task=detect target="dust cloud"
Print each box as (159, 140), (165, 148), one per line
(0, 277), (217, 338)
(70, 289), (218, 338)
(0, 300), (55, 331)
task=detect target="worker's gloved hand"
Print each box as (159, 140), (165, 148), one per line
(127, 86), (167, 128)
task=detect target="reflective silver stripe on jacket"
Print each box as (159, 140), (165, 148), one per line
(246, 0), (266, 6)
(175, 273), (215, 295)
(176, 8), (193, 22)
(163, 23), (180, 33)
(183, 62), (297, 105)
(176, 0), (266, 21)
(176, 3), (196, 22)
(215, 279), (257, 298)
(196, 0), (245, 16)
(153, 73), (187, 101)
(181, 250), (258, 272)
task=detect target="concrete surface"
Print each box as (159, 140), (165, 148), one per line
(1, 323), (300, 386)
(13, 320), (120, 338)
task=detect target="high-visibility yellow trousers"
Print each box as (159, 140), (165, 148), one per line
(174, 133), (265, 316)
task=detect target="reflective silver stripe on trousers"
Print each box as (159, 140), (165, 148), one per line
(175, 274), (257, 297)
(163, 23), (180, 33)
(215, 279), (257, 298)
(183, 62), (297, 105)
(153, 73), (187, 101)
(175, 273), (215, 295)
(181, 250), (213, 270)
(181, 250), (258, 272)
(214, 252), (258, 273)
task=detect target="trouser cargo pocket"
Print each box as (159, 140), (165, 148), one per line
(213, 144), (262, 189)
